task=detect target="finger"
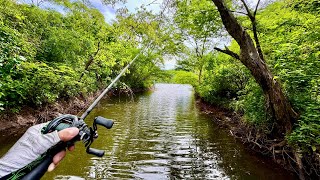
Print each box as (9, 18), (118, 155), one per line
(53, 150), (66, 165)
(68, 145), (75, 151)
(58, 127), (79, 142)
(48, 163), (55, 172)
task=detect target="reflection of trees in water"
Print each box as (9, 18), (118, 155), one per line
(75, 84), (295, 179)
(167, 99), (229, 179)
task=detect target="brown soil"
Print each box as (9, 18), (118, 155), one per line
(196, 98), (320, 180)
(196, 98), (247, 138)
(0, 86), (151, 137)
(195, 98), (302, 178)
(0, 90), (108, 136)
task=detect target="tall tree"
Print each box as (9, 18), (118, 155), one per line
(174, 0), (221, 83)
(211, 0), (298, 136)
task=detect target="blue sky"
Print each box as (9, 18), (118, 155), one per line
(89, 0), (163, 23)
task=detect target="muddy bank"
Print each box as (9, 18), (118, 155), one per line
(0, 91), (100, 136)
(197, 98), (320, 180)
(195, 98), (251, 141)
(195, 98), (303, 179)
(0, 87), (151, 137)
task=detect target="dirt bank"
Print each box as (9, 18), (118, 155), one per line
(0, 85), (150, 136)
(0, 91), (103, 136)
(195, 98), (305, 179)
(196, 98), (320, 180)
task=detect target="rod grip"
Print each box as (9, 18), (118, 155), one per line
(21, 156), (52, 180)
(21, 142), (66, 180)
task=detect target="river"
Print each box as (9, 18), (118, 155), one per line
(0, 84), (296, 179)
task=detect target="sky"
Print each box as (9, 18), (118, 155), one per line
(89, 0), (163, 23)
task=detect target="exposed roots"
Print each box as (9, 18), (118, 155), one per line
(196, 98), (320, 179)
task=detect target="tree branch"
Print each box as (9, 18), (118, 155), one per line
(214, 47), (240, 60)
(145, 0), (158, 6)
(201, 34), (208, 57)
(228, 10), (248, 16)
(79, 42), (101, 81)
(240, 0), (253, 19)
(251, 0), (264, 61)
(240, 0), (264, 61)
(252, 18), (264, 61)
(254, 0), (261, 17)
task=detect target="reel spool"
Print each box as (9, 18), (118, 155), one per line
(42, 114), (114, 157)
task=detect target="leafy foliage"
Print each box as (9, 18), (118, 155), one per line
(0, 0), (167, 111)
(162, 70), (198, 87)
(172, 0), (320, 152)
(257, 1), (320, 151)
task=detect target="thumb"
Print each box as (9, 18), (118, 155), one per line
(58, 127), (79, 142)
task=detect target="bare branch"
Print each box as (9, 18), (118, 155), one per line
(228, 10), (248, 16)
(254, 0), (261, 17)
(214, 47), (240, 60)
(240, 0), (264, 61)
(79, 42), (101, 81)
(240, 0), (253, 18)
(252, 20), (264, 61)
(145, 0), (158, 7)
(200, 34), (208, 57)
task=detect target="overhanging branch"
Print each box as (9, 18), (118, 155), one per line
(239, 0), (264, 62)
(214, 47), (240, 60)
(254, 0), (261, 17)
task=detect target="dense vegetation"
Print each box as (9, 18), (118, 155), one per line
(179, 0), (320, 151)
(0, 0), (172, 111)
(0, 0), (319, 178)
(170, 0), (319, 178)
(161, 70), (198, 87)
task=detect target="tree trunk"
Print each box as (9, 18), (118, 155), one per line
(199, 67), (202, 84)
(212, 0), (297, 135)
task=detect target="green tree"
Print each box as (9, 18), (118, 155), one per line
(174, 0), (221, 83)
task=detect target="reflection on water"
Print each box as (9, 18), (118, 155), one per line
(1, 84), (296, 179)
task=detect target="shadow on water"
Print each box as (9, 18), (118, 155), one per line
(0, 84), (297, 179)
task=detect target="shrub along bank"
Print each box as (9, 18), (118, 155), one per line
(173, 0), (320, 177)
(0, 0), (161, 113)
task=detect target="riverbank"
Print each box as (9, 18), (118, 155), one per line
(0, 84), (298, 179)
(195, 98), (301, 178)
(0, 87), (150, 136)
(0, 91), (99, 136)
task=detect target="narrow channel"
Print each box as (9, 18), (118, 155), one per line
(0, 84), (296, 179)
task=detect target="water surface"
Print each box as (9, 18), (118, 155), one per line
(0, 84), (296, 179)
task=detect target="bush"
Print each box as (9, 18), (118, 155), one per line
(162, 70), (198, 87)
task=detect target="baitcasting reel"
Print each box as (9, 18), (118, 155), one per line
(42, 114), (114, 157)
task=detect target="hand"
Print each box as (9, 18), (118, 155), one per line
(48, 127), (79, 172)
(0, 123), (79, 178)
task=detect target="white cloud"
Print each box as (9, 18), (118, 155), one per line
(88, 0), (117, 23)
(164, 58), (177, 70)
(125, 0), (162, 13)
(104, 0), (163, 22)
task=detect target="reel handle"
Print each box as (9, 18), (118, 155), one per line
(86, 147), (105, 157)
(94, 116), (114, 129)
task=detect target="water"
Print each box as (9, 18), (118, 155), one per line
(0, 84), (296, 179)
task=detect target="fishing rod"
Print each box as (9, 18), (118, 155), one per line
(1, 45), (147, 180)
